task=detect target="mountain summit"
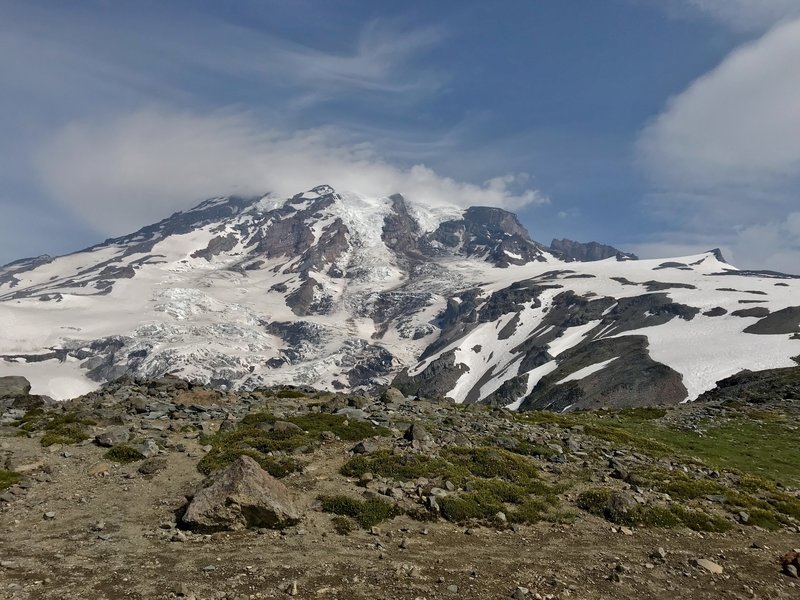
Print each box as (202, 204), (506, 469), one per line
(1, 185), (798, 406)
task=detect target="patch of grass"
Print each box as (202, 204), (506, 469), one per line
(506, 441), (560, 459)
(40, 414), (96, 447)
(17, 410), (96, 447)
(533, 405), (800, 487)
(442, 447), (541, 484)
(275, 389), (307, 399)
(576, 487), (731, 532)
(617, 407), (668, 421)
(439, 493), (504, 523)
(198, 411), (389, 476)
(507, 498), (551, 525)
(330, 515), (357, 535)
(197, 448), (303, 478)
(288, 413), (390, 441)
(669, 506), (731, 533)
(746, 509), (784, 531)
(341, 446), (564, 526)
(104, 444), (145, 463)
(15, 408), (45, 429)
(319, 495), (402, 529)
(0, 469), (22, 490)
(341, 449), (470, 483)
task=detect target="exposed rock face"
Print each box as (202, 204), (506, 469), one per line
(424, 206), (548, 267)
(520, 336), (688, 411)
(744, 306), (800, 335)
(381, 194), (426, 265)
(181, 455), (299, 532)
(549, 239), (637, 262)
(0, 376), (31, 399)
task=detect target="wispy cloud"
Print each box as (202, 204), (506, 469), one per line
(36, 109), (548, 235)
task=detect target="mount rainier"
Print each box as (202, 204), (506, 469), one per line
(1, 185), (798, 408)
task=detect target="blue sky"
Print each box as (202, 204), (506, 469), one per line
(1, 0), (799, 270)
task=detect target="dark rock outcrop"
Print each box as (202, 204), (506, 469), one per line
(743, 306), (800, 335)
(520, 335), (687, 411)
(549, 239), (637, 262)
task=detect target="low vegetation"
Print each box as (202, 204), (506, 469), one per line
(198, 411), (390, 476)
(104, 444), (146, 463)
(576, 488), (731, 533)
(318, 495), (402, 529)
(17, 410), (96, 447)
(342, 446), (565, 525)
(0, 469), (22, 491)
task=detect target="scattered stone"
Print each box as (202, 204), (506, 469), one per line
(690, 558), (724, 574)
(380, 387), (405, 404)
(138, 456), (168, 475)
(94, 428), (130, 448)
(651, 547), (667, 560)
(135, 439), (160, 458)
(351, 439), (380, 454)
(404, 423), (430, 442)
(88, 462), (112, 477)
(273, 420), (303, 434)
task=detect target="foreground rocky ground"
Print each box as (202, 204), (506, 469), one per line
(1, 369), (800, 599)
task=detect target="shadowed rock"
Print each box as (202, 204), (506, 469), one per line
(181, 455), (299, 532)
(0, 376), (31, 399)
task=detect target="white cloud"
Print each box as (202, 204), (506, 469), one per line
(638, 18), (800, 189)
(36, 109), (548, 235)
(635, 18), (800, 272)
(682, 0), (800, 32)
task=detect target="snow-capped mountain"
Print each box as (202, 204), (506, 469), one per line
(1, 185), (798, 409)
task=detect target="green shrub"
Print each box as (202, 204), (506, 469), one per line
(439, 493), (504, 523)
(341, 450), (469, 482)
(26, 412), (96, 447)
(104, 445), (145, 463)
(319, 495), (401, 528)
(746, 509), (783, 530)
(0, 469), (22, 490)
(331, 515), (357, 535)
(576, 487), (731, 532)
(197, 448), (302, 478)
(199, 412), (388, 476)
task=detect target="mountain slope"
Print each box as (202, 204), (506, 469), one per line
(1, 185), (798, 406)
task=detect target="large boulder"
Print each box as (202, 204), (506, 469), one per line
(0, 376), (31, 399)
(181, 455), (299, 532)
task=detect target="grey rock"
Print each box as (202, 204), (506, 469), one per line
(181, 455), (299, 532)
(380, 387), (406, 404)
(351, 439), (380, 454)
(94, 428), (130, 448)
(690, 558), (723, 574)
(0, 376), (31, 399)
(135, 439), (160, 458)
(404, 423), (430, 442)
(273, 420), (303, 434)
(138, 456), (168, 475)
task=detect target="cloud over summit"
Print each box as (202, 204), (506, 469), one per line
(37, 110), (548, 235)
